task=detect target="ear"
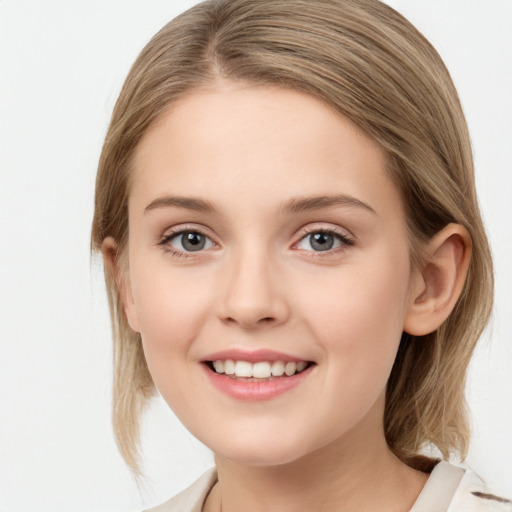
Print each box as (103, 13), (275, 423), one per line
(101, 237), (140, 333)
(404, 223), (471, 336)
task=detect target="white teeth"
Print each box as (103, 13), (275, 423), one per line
(284, 362), (297, 376)
(224, 359), (235, 375)
(296, 361), (307, 372)
(213, 360), (224, 373)
(253, 362), (272, 378)
(234, 360), (253, 377)
(211, 359), (309, 378)
(271, 360), (285, 376)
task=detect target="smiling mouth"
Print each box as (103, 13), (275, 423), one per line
(204, 359), (315, 381)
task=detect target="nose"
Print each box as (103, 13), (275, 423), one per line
(216, 248), (290, 329)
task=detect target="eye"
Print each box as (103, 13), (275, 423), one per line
(296, 230), (353, 252)
(164, 230), (215, 253)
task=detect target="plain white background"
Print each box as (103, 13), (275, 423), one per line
(0, 1), (511, 510)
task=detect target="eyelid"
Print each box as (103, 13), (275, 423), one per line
(292, 223), (355, 254)
(158, 223), (219, 255)
(157, 222), (354, 258)
(159, 223), (214, 241)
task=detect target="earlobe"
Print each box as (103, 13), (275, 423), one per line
(101, 237), (140, 333)
(404, 224), (471, 336)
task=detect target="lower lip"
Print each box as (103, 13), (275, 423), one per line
(202, 364), (314, 401)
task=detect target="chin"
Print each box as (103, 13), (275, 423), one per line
(220, 445), (305, 467)
(204, 428), (320, 468)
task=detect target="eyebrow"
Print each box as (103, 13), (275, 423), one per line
(144, 194), (376, 215)
(281, 194), (376, 215)
(144, 196), (218, 214)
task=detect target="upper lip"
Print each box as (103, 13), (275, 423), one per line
(202, 349), (311, 363)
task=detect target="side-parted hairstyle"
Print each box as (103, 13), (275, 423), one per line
(91, 0), (493, 474)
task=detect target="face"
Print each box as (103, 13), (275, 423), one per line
(122, 82), (420, 466)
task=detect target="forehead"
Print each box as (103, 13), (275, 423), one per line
(130, 82), (404, 222)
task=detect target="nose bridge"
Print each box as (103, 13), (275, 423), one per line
(218, 240), (289, 328)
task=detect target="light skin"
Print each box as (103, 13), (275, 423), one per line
(103, 81), (471, 512)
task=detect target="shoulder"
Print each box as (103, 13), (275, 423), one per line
(144, 467), (218, 512)
(412, 461), (511, 512)
(450, 465), (512, 512)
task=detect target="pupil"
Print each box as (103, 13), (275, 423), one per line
(311, 232), (333, 251)
(183, 232), (205, 251)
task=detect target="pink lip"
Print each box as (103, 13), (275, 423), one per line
(202, 349), (309, 363)
(201, 362), (315, 401)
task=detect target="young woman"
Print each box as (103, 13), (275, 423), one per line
(91, 0), (509, 510)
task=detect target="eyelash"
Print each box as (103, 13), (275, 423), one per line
(158, 225), (354, 259)
(158, 225), (215, 259)
(294, 226), (354, 257)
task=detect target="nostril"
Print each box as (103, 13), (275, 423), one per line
(223, 315), (276, 328)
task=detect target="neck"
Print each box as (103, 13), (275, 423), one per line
(204, 410), (428, 512)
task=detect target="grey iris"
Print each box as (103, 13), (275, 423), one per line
(182, 232), (206, 251)
(310, 232), (334, 251)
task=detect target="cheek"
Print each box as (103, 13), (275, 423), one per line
(298, 250), (411, 378)
(287, 253), (412, 440)
(130, 265), (213, 371)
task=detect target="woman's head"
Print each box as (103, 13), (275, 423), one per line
(91, 0), (493, 473)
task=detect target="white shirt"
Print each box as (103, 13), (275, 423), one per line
(145, 461), (511, 512)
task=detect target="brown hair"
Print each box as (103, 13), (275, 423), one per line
(91, 0), (493, 474)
